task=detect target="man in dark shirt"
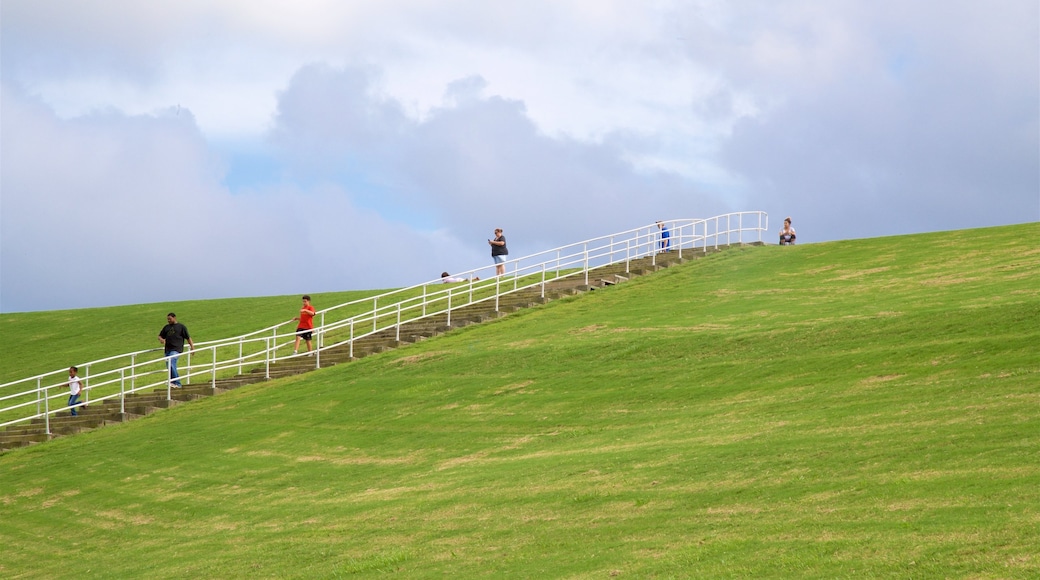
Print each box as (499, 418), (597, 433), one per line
(158, 312), (194, 387)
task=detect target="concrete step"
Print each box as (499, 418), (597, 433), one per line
(0, 433), (49, 447)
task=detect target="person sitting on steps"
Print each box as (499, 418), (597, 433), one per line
(779, 217), (797, 245)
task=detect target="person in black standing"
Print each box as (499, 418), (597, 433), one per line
(158, 312), (194, 387)
(489, 228), (508, 276)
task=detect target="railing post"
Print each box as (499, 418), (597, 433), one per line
(373, 297), (378, 332)
(319, 312), (326, 351)
(185, 351), (192, 385)
(626, 239), (631, 273)
(238, 339), (244, 375)
(677, 222), (683, 259)
(395, 303), (402, 342)
(120, 368), (126, 415)
(315, 329), (322, 369)
(495, 276), (501, 312)
(651, 227), (658, 266)
(265, 337), (271, 380)
(82, 364), (90, 405)
(211, 346), (217, 389)
(43, 381), (51, 435)
(584, 243), (590, 285)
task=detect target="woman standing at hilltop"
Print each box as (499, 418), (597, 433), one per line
(489, 228), (508, 276)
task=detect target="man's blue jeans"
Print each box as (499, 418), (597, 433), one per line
(165, 350), (182, 386)
(68, 393), (80, 416)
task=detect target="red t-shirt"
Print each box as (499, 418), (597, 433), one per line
(298, 304), (316, 330)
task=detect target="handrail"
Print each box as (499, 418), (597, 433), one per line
(0, 212), (767, 432)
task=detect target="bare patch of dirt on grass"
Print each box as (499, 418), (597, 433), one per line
(571, 324), (606, 334)
(293, 451), (423, 466)
(749, 288), (795, 295)
(1005, 554), (1035, 570)
(238, 448), (420, 466)
(244, 449), (281, 458)
(876, 466), (1039, 484)
(687, 323), (731, 331)
(832, 267), (892, 280)
(41, 489), (80, 508)
(354, 484), (437, 501)
(1004, 271), (1040, 282)
(929, 355), (958, 366)
(95, 509), (154, 527)
(802, 490), (850, 504)
(492, 380), (535, 396)
(703, 504), (762, 516)
(393, 351), (448, 366)
(858, 374), (905, 386)
(882, 498), (962, 512)
(436, 435), (539, 470)
(918, 275), (979, 287)
(504, 338), (540, 348)
(503, 435), (535, 450)
(17, 487), (44, 498)
(804, 265), (839, 275)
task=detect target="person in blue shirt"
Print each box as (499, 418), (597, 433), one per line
(657, 221), (671, 252)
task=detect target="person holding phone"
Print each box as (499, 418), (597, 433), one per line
(489, 228), (508, 276)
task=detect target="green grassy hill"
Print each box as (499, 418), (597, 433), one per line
(1, 223), (1037, 578)
(0, 288), (389, 385)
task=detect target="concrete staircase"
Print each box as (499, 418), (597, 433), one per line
(0, 247), (746, 452)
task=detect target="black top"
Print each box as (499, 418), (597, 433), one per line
(159, 323), (191, 352)
(491, 235), (508, 257)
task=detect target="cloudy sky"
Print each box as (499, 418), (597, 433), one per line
(2, 0), (1037, 312)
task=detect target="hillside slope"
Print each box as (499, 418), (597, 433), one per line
(1, 223), (1037, 578)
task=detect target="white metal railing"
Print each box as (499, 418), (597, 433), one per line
(0, 212), (767, 433)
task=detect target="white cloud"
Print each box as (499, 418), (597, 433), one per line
(0, 85), (482, 311)
(2, 0), (1037, 311)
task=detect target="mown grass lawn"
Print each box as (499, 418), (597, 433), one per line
(1, 223), (1037, 578)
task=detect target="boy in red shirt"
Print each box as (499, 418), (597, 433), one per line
(293, 295), (316, 354)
